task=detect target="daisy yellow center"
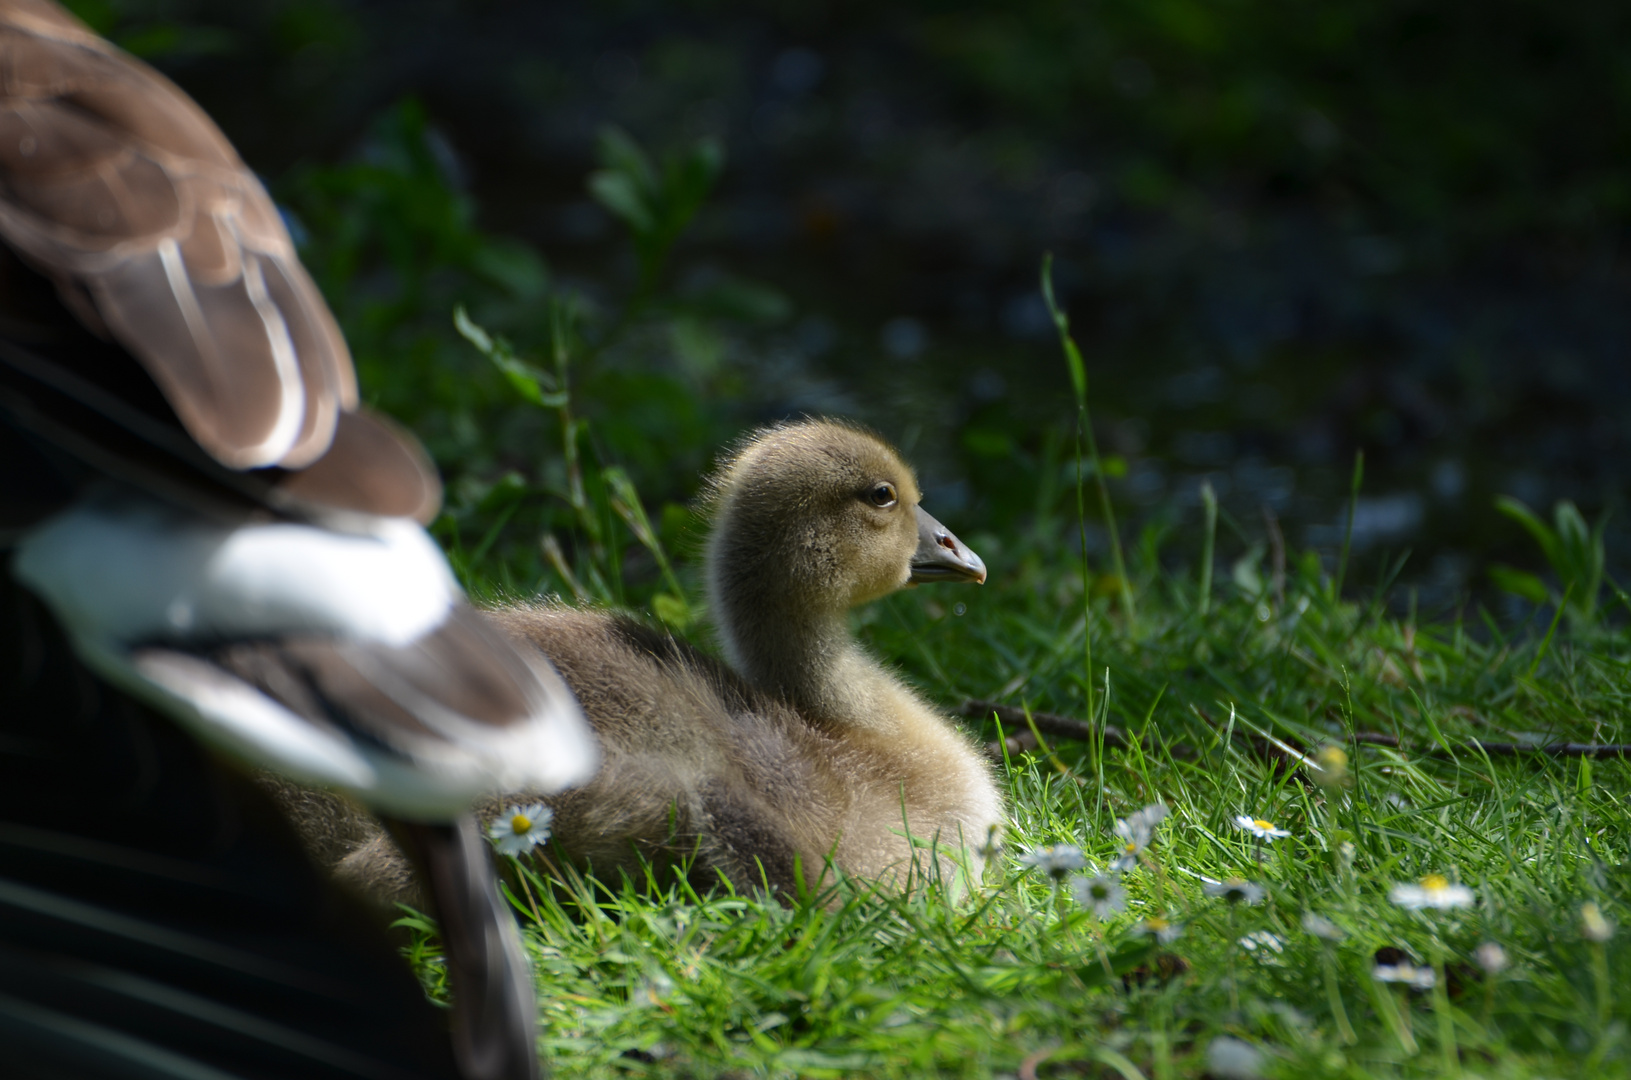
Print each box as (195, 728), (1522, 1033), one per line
(1147, 918), (1169, 930)
(511, 814), (532, 833)
(1123, 842), (1137, 853)
(1421, 874), (1449, 891)
(1254, 819), (1274, 831)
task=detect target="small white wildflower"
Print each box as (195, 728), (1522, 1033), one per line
(489, 802), (553, 856)
(1581, 902), (1616, 943)
(1138, 916), (1183, 944)
(1110, 803), (1168, 870)
(1205, 1036), (1265, 1080)
(1070, 873), (1127, 918)
(1389, 873), (1474, 911)
(1017, 843), (1087, 882)
(1301, 912), (1345, 941)
(1239, 931), (1284, 957)
(1474, 942), (1509, 974)
(1373, 961), (1435, 990)
(1203, 877), (1266, 906)
(1117, 803), (1169, 842)
(1234, 815), (1291, 840)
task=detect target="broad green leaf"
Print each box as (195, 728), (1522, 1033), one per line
(470, 239), (549, 300)
(594, 126), (657, 192)
(588, 170), (655, 234)
(455, 305), (564, 408)
(1488, 563), (1550, 604)
(1494, 495), (1560, 568)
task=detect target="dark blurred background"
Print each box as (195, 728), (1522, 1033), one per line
(71, 0), (1631, 621)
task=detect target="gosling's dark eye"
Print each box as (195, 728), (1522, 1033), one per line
(868, 482), (898, 508)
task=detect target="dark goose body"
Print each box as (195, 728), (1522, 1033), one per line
(0, 3), (594, 1076)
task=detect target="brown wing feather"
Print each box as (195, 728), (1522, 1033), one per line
(208, 606), (573, 758)
(0, 1), (353, 469)
(274, 408), (442, 523)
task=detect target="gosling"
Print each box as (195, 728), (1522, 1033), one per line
(339, 419), (1003, 898)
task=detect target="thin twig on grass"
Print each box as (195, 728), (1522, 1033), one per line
(960, 699), (1631, 763)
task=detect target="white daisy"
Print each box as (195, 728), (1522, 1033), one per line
(1111, 803), (1168, 869)
(1017, 843), (1088, 882)
(1118, 803), (1170, 842)
(1070, 873), (1127, 918)
(1581, 902), (1615, 943)
(1301, 912), (1345, 941)
(1389, 873), (1474, 911)
(1238, 931), (1284, 957)
(1138, 916), (1183, 944)
(1373, 960), (1435, 990)
(1233, 815), (1291, 840)
(1205, 1036), (1265, 1080)
(1203, 877), (1266, 906)
(1474, 942), (1509, 974)
(489, 802), (553, 856)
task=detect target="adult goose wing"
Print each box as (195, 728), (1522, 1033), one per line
(0, 0), (595, 813)
(0, 570), (467, 1080)
(0, 4), (596, 1077)
(0, 0), (350, 471)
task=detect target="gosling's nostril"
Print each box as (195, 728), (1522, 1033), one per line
(938, 534), (956, 551)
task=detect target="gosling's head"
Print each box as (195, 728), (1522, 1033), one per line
(704, 420), (985, 624)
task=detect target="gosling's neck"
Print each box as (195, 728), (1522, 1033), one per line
(713, 583), (895, 730)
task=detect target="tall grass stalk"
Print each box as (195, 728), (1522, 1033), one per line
(1041, 254), (1134, 721)
(1430, 946), (1460, 1077)
(1198, 480), (1217, 615)
(1320, 943), (1357, 1044)
(1334, 449), (1364, 601)
(1372, 977), (1419, 1056)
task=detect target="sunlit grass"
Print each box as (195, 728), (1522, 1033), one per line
(269, 79), (1630, 1078)
(401, 515), (1631, 1078)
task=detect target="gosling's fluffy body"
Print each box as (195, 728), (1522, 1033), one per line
(490, 605), (998, 893)
(325, 420), (1002, 896)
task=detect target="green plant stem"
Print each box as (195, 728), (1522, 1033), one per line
(1141, 850), (1169, 912)
(1529, 581), (1573, 678)
(1334, 449), (1364, 602)
(1371, 979), (1418, 1055)
(1198, 480), (1216, 616)
(1079, 410), (1134, 627)
(1322, 947), (1357, 1044)
(514, 861), (544, 925)
(1591, 939), (1611, 1033)
(1042, 253), (1134, 650)
(1431, 948), (1460, 1077)
(1075, 426), (1095, 725)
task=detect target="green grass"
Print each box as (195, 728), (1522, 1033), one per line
(402, 505), (1631, 1078)
(276, 96), (1630, 1079)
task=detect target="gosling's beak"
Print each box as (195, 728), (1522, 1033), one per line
(910, 505), (987, 585)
